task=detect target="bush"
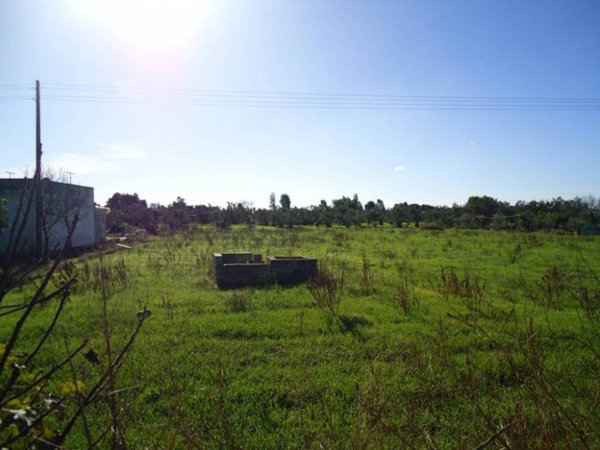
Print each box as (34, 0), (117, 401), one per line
(307, 265), (344, 318)
(225, 293), (251, 312)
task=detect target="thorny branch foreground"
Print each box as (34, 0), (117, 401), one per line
(0, 180), (149, 449)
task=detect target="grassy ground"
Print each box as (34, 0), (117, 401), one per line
(3, 226), (600, 448)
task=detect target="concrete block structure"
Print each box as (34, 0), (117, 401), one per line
(268, 256), (319, 285)
(213, 252), (273, 289)
(0, 178), (108, 257)
(213, 252), (317, 289)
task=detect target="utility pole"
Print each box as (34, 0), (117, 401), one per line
(5, 171), (14, 179)
(65, 171), (74, 184)
(35, 80), (42, 259)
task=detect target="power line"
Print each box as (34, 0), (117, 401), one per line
(0, 83), (33, 100)
(40, 95), (600, 110)
(42, 83), (600, 102)
(37, 83), (600, 110)
(0, 81), (593, 110)
(0, 96), (32, 101)
(42, 92), (600, 106)
(0, 83), (31, 89)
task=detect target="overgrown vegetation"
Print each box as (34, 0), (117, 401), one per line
(1, 224), (599, 448)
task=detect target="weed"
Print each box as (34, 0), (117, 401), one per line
(160, 292), (176, 320)
(382, 249), (396, 259)
(350, 369), (389, 448)
(508, 243), (523, 264)
(537, 265), (572, 309)
(307, 264), (344, 318)
(333, 232), (347, 246)
(195, 250), (214, 283)
(146, 253), (163, 274)
(439, 266), (460, 297)
(439, 266), (486, 310)
(459, 272), (486, 310)
(162, 243), (184, 275)
(395, 258), (411, 275)
(73, 257), (130, 295)
(575, 286), (600, 320)
(264, 294), (280, 310)
(180, 224), (200, 241)
(201, 228), (215, 245)
(525, 234), (544, 248)
(115, 257), (128, 289)
(225, 293), (251, 312)
(409, 243), (419, 258)
(360, 253), (373, 293)
(214, 366), (233, 449)
(298, 311), (305, 337)
(395, 278), (419, 314)
(337, 314), (372, 339)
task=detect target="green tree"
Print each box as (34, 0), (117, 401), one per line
(316, 200), (333, 227)
(390, 203), (409, 227)
(465, 195), (499, 227)
(269, 192), (277, 210)
(280, 193), (291, 210)
(167, 196), (192, 229)
(408, 204), (422, 227)
(332, 194), (363, 227)
(106, 192), (156, 232)
(365, 199), (386, 225)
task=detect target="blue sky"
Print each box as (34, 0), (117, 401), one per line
(1, 0), (599, 208)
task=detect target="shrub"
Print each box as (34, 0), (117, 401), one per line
(225, 293), (251, 312)
(439, 266), (486, 310)
(307, 264), (344, 318)
(395, 278), (419, 314)
(537, 265), (572, 309)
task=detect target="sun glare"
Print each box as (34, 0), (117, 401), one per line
(81, 0), (211, 51)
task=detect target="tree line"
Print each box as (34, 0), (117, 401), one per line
(104, 192), (600, 235)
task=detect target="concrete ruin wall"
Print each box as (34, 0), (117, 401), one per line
(213, 252), (317, 289)
(213, 253), (272, 289)
(268, 256), (318, 285)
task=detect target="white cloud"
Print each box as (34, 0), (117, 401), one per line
(45, 143), (147, 177)
(47, 153), (114, 175)
(98, 143), (148, 160)
(393, 165), (407, 172)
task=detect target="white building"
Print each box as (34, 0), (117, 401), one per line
(0, 178), (108, 257)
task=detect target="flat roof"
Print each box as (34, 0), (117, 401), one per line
(0, 178), (93, 191)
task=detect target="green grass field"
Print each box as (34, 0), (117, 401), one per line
(3, 226), (600, 449)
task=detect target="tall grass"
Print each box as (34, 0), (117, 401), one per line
(1, 225), (599, 447)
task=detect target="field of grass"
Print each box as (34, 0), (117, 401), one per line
(3, 226), (600, 449)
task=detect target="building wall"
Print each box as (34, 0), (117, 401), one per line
(94, 207), (110, 243)
(0, 180), (37, 255)
(0, 179), (101, 256)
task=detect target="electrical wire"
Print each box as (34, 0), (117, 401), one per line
(40, 100), (600, 111)
(0, 96), (32, 102)
(3, 82), (600, 110)
(40, 95), (600, 110)
(0, 84), (31, 89)
(42, 83), (600, 102)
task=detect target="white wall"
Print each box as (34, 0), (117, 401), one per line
(0, 179), (99, 256)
